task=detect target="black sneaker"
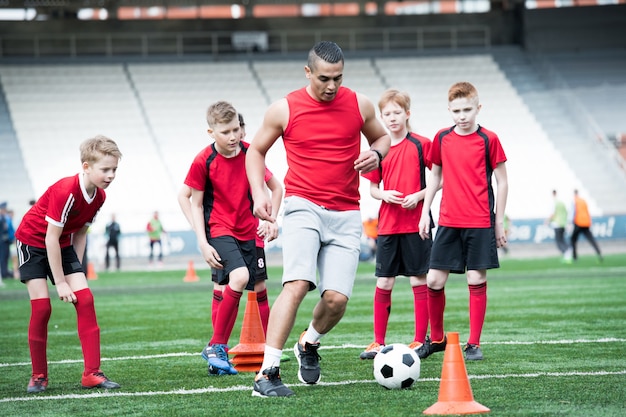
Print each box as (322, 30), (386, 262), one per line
(294, 331), (321, 384)
(252, 367), (295, 398)
(416, 336), (447, 359)
(464, 343), (484, 361)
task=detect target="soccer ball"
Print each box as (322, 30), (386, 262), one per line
(373, 343), (421, 389)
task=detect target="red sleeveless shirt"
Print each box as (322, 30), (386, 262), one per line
(283, 87), (364, 211)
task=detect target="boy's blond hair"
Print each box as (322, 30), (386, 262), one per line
(378, 88), (412, 131)
(448, 81), (479, 103)
(80, 135), (122, 164)
(206, 101), (238, 128)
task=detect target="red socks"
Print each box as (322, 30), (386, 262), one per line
(373, 287), (392, 345)
(211, 289), (223, 330)
(212, 288), (269, 339)
(74, 288), (101, 375)
(256, 289), (270, 335)
(427, 287), (446, 342)
(29, 298), (51, 376)
(29, 289), (103, 377)
(468, 283), (487, 346)
(210, 285), (242, 345)
(412, 284), (429, 344)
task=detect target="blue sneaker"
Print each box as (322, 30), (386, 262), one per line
(202, 344), (237, 375)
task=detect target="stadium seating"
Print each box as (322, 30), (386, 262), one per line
(1, 46), (625, 232)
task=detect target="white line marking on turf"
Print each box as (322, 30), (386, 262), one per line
(1, 370), (624, 403)
(1, 338), (624, 368)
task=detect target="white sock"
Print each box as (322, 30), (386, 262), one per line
(260, 345), (282, 373)
(302, 321), (324, 344)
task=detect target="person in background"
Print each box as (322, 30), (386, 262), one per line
(147, 211), (165, 264)
(104, 213), (121, 271)
(15, 135), (122, 393)
(570, 189), (602, 262)
(547, 190), (571, 262)
(0, 202), (16, 280)
(247, 41), (390, 397)
(361, 216), (379, 261)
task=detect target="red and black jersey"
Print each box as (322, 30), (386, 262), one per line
(184, 141), (258, 241)
(430, 125), (507, 228)
(16, 173), (105, 248)
(362, 132), (432, 235)
(283, 86), (364, 211)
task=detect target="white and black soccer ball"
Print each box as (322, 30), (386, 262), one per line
(373, 343), (421, 389)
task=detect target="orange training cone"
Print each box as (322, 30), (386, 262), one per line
(183, 260), (199, 282)
(229, 291), (266, 372)
(423, 332), (490, 415)
(86, 262), (98, 280)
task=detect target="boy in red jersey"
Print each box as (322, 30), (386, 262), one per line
(418, 82), (508, 361)
(184, 101), (277, 376)
(247, 41), (391, 397)
(178, 112), (283, 373)
(15, 135), (122, 393)
(360, 89), (434, 360)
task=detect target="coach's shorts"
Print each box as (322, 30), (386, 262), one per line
(16, 241), (84, 284)
(281, 196), (361, 299)
(429, 226), (499, 274)
(376, 232), (432, 278)
(209, 235), (257, 290)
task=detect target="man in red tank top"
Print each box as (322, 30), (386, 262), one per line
(247, 41), (390, 397)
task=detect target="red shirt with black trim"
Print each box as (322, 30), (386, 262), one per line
(184, 141), (261, 241)
(16, 173), (105, 248)
(362, 133), (432, 235)
(430, 125), (507, 228)
(283, 86), (364, 211)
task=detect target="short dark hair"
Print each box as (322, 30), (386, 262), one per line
(308, 41), (344, 70)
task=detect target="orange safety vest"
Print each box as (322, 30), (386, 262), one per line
(573, 196), (591, 227)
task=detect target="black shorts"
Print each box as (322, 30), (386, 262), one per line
(209, 236), (258, 290)
(16, 241), (84, 285)
(429, 226), (499, 274)
(375, 233), (431, 277)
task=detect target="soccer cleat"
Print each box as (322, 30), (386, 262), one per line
(27, 374), (48, 393)
(208, 364), (229, 376)
(81, 371), (121, 389)
(416, 335), (447, 359)
(464, 343), (484, 361)
(202, 344), (238, 375)
(408, 341), (423, 354)
(252, 367), (295, 398)
(359, 342), (383, 360)
(294, 332), (321, 384)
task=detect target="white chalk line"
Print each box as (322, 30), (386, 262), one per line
(1, 370), (625, 403)
(1, 337), (624, 368)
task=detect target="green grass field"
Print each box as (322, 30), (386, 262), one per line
(1, 254), (625, 416)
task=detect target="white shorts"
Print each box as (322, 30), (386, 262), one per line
(281, 196), (362, 299)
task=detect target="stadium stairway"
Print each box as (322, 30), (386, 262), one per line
(0, 82), (34, 216)
(492, 47), (626, 216)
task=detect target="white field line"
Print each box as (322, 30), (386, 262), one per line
(1, 370), (625, 403)
(1, 338), (625, 368)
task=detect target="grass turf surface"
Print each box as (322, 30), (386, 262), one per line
(1, 254), (625, 416)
